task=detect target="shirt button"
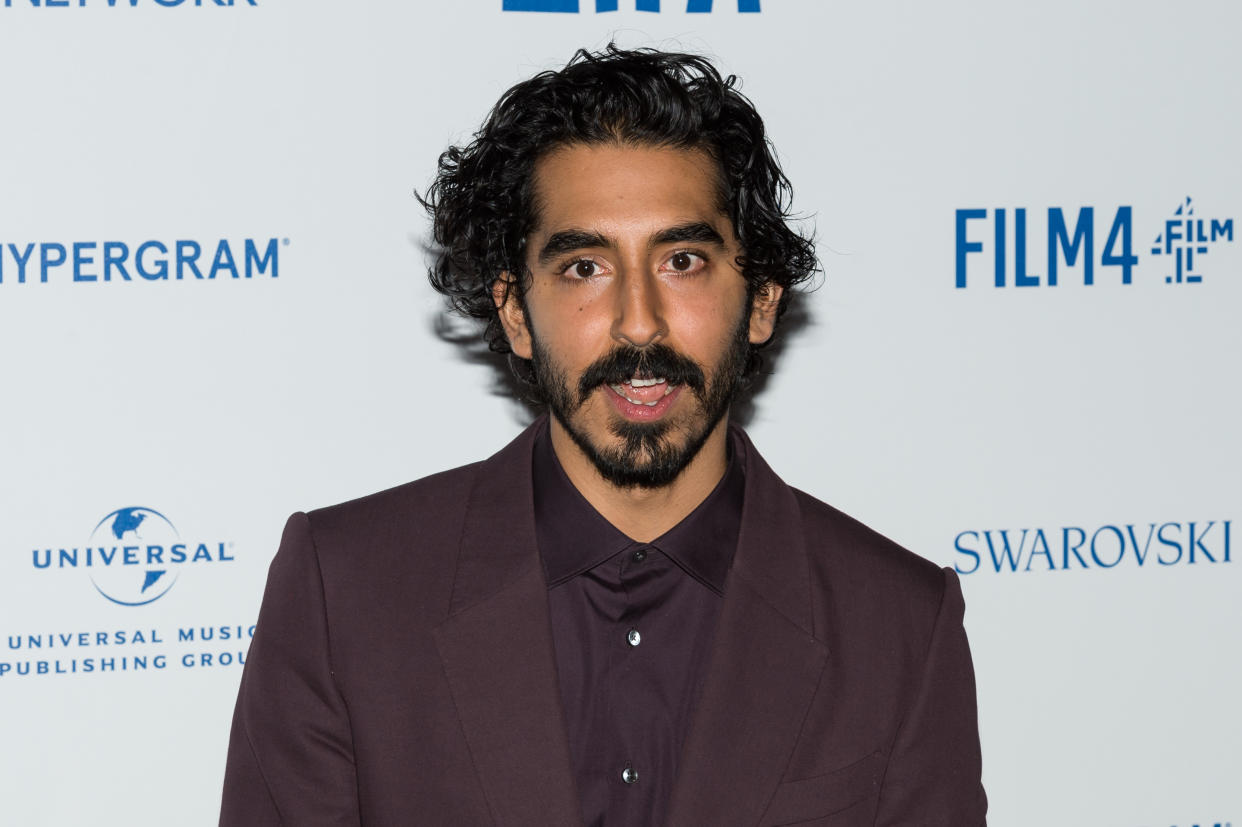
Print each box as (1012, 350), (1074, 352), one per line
(631, 548), (647, 563)
(622, 766), (638, 785)
(626, 628), (641, 647)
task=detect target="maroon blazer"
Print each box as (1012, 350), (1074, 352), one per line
(220, 419), (986, 826)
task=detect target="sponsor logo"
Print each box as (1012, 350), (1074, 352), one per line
(1151, 197), (1234, 284)
(32, 506), (235, 606)
(4, 0), (256, 8)
(503, 0), (758, 13)
(954, 520), (1231, 575)
(954, 199), (1234, 288)
(2, 624), (256, 677)
(0, 237), (285, 285)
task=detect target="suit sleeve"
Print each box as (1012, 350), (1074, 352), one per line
(219, 512), (362, 827)
(874, 568), (988, 826)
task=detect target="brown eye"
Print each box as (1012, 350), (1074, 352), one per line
(670, 252), (693, 271)
(574, 260), (596, 278)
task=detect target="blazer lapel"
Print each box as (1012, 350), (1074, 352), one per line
(664, 428), (830, 827)
(433, 419), (582, 827)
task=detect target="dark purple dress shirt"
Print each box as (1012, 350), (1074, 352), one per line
(532, 423), (745, 827)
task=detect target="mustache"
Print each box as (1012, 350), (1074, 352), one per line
(577, 344), (706, 405)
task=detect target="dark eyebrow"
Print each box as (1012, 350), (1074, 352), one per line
(534, 221), (727, 267)
(650, 221), (726, 248)
(536, 229), (611, 266)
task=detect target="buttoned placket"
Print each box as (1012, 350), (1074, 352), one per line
(616, 544), (651, 802)
(534, 420), (745, 827)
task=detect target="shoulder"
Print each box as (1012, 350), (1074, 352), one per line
(300, 418), (542, 549)
(733, 425), (949, 626)
(304, 460), (483, 544)
(269, 461), (485, 623)
(787, 485), (958, 671)
(791, 487), (945, 602)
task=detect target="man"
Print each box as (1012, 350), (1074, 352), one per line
(220, 46), (987, 826)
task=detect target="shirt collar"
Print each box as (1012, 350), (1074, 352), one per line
(532, 418), (746, 594)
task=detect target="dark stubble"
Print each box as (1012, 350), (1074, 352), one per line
(529, 304), (752, 489)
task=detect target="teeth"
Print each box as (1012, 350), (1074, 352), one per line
(629, 376), (666, 388)
(610, 383), (672, 407)
(610, 384), (634, 404)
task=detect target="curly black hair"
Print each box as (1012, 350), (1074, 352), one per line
(420, 44), (818, 375)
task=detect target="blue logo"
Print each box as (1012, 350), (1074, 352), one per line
(3, 0), (257, 8)
(503, 0), (758, 12)
(954, 520), (1232, 575)
(1151, 197), (1234, 284)
(32, 506), (235, 606)
(0, 237), (285, 285)
(954, 199), (1235, 288)
(955, 206), (1137, 288)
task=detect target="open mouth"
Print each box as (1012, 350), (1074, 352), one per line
(609, 376), (676, 407)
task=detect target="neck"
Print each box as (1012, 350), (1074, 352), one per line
(548, 416), (731, 543)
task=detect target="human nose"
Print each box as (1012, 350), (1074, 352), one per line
(610, 267), (668, 348)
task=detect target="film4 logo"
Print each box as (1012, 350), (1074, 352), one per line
(954, 198), (1234, 288)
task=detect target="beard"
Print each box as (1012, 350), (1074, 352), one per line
(528, 306), (752, 490)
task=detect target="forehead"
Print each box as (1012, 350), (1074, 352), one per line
(528, 142), (728, 238)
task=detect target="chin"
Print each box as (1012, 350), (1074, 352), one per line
(560, 407), (724, 490)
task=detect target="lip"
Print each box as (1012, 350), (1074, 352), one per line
(605, 382), (682, 421)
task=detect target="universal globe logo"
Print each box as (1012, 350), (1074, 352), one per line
(32, 506), (234, 605)
(88, 507), (180, 605)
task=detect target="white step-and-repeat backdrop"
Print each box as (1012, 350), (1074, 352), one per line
(1, 2), (1237, 825)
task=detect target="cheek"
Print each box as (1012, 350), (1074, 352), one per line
(526, 295), (611, 368)
(531, 282), (609, 330)
(676, 294), (748, 352)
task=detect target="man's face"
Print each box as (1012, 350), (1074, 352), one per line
(497, 142), (779, 489)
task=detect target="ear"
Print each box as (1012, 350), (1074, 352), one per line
(493, 272), (533, 359)
(748, 282), (784, 345)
